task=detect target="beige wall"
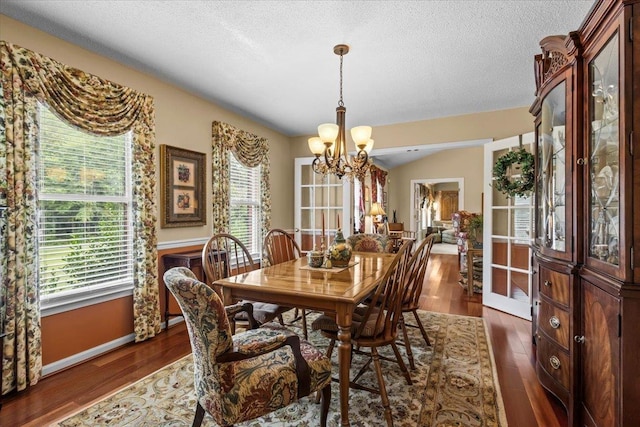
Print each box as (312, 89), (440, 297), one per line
(291, 108), (534, 228)
(0, 14), (295, 238)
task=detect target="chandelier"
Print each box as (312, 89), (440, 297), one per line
(308, 44), (374, 180)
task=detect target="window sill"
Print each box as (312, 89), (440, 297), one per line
(41, 284), (134, 317)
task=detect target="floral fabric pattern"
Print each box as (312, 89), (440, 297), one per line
(163, 267), (331, 426)
(211, 121), (271, 237)
(0, 41), (159, 394)
(348, 233), (393, 253)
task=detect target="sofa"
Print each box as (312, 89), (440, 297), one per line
(441, 228), (457, 244)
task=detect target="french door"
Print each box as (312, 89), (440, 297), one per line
(294, 158), (351, 252)
(482, 133), (534, 320)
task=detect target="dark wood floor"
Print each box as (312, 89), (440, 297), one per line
(1, 252), (567, 426)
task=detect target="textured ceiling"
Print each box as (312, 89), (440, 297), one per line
(1, 0), (595, 166)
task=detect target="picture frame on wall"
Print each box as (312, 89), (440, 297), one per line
(160, 145), (206, 228)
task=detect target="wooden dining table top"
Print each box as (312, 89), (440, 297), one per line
(215, 251), (396, 310)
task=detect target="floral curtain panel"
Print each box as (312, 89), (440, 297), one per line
(211, 121), (271, 237)
(0, 41), (159, 394)
(370, 165), (388, 205)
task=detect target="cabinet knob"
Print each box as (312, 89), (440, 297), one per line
(544, 280), (552, 287)
(574, 335), (585, 343)
(549, 355), (561, 370)
(549, 316), (561, 329)
(576, 157), (587, 165)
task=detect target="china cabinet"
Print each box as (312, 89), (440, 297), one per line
(530, 1), (640, 426)
(530, 31), (581, 425)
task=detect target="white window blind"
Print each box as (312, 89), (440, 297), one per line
(229, 154), (261, 257)
(37, 102), (133, 307)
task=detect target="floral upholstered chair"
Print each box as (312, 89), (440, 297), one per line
(347, 233), (394, 253)
(163, 267), (332, 427)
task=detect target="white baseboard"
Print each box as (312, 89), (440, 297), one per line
(42, 317), (185, 376)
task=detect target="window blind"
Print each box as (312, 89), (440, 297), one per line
(37, 103), (133, 299)
(229, 154), (261, 257)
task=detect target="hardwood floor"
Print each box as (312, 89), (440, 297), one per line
(1, 252), (567, 426)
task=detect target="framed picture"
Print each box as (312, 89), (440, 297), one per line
(160, 145), (206, 228)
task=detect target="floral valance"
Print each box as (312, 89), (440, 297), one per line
(1, 41), (154, 136)
(211, 121), (271, 236)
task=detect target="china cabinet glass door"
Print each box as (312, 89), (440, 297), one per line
(587, 33), (620, 267)
(537, 82), (568, 254)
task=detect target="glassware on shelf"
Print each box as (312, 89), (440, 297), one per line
(538, 82), (567, 252)
(588, 33), (620, 266)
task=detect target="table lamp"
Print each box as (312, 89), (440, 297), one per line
(369, 202), (386, 233)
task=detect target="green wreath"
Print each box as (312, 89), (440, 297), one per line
(492, 148), (535, 198)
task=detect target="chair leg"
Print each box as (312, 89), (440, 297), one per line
(412, 309), (431, 346)
(302, 309), (308, 339)
(320, 383), (331, 427)
(399, 316), (416, 370)
(390, 341), (412, 385)
(371, 347), (394, 427)
(316, 338), (337, 404)
(192, 402), (206, 427)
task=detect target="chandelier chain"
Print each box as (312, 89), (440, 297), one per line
(338, 53), (344, 107)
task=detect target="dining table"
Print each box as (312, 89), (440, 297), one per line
(213, 250), (397, 426)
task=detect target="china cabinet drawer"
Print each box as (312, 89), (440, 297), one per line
(537, 334), (570, 390)
(539, 267), (570, 307)
(538, 299), (570, 350)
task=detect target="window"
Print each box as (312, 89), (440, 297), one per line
(229, 153), (262, 257)
(37, 102), (133, 313)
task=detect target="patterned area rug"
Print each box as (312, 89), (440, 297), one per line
(54, 311), (507, 427)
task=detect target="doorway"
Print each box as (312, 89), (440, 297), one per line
(410, 178), (464, 242)
(482, 133), (534, 320)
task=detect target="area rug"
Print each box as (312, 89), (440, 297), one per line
(54, 311), (507, 427)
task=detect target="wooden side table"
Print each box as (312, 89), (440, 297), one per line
(466, 248), (483, 297)
(162, 251), (205, 328)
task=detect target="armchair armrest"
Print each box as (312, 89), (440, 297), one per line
(224, 302), (258, 330)
(218, 328), (312, 397)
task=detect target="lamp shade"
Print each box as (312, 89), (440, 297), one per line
(318, 123), (339, 143)
(364, 139), (374, 153)
(308, 137), (325, 155)
(351, 126), (372, 149)
(369, 202), (386, 216)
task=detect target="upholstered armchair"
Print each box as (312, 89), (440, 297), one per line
(163, 267), (332, 427)
(347, 233), (394, 253)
